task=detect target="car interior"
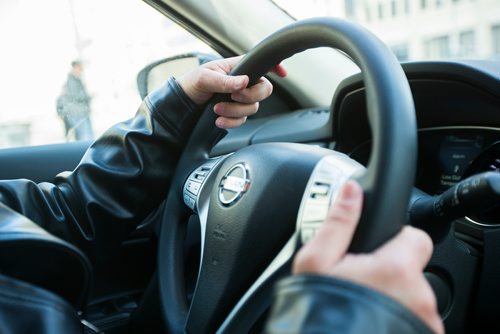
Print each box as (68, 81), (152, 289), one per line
(0, 0), (499, 333)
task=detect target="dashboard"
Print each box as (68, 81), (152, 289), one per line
(327, 60), (500, 332)
(350, 128), (500, 193)
(416, 128), (500, 195)
(332, 60), (500, 228)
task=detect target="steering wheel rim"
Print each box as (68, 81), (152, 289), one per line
(158, 17), (417, 333)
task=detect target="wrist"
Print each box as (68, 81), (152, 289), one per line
(175, 74), (208, 106)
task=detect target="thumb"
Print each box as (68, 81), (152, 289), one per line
(293, 180), (363, 274)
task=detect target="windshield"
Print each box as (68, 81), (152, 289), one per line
(273, 0), (500, 61)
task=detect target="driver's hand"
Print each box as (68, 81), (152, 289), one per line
(293, 181), (444, 334)
(176, 56), (287, 129)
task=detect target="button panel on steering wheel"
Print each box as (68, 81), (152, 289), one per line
(183, 157), (225, 212)
(297, 154), (364, 244)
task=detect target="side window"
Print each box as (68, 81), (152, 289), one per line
(0, 0), (217, 149)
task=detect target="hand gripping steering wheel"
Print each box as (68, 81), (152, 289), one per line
(157, 17), (417, 333)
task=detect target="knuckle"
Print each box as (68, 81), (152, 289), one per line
(384, 256), (412, 281)
(222, 76), (231, 92)
(403, 226), (434, 261)
(414, 228), (433, 256)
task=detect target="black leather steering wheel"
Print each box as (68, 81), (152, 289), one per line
(158, 17), (417, 333)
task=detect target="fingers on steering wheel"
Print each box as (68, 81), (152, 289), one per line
(271, 63), (288, 78)
(215, 116), (248, 129)
(198, 70), (248, 93)
(208, 55), (245, 74)
(214, 102), (259, 118)
(230, 77), (273, 103)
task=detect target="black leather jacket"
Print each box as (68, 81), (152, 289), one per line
(0, 78), (200, 266)
(0, 78), (432, 333)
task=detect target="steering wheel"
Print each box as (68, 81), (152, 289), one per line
(157, 17), (417, 333)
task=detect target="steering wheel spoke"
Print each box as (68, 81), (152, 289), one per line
(182, 143), (330, 333)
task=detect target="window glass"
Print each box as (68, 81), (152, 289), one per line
(493, 24), (500, 56)
(365, 5), (372, 22)
(404, 0), (410, 14)
(345, 0), (356, 17)
(0, 0), (216, 149)
(273, 0), (500, 61)
(391, 44), (410, 61)
(377, 3), (384, 19)
(459, 30), (476, 57)
(425, 36), (451, 58)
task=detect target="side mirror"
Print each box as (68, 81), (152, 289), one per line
(136, 52), (220, 99)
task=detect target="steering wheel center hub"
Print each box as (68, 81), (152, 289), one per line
(219, 163), (250, 205)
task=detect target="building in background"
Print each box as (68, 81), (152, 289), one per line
(275, 0), (500, 61)
(345, 0), (500, 60)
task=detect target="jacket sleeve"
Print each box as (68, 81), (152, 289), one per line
(0, 78), (201, 264)
(265, 275), (435, 334)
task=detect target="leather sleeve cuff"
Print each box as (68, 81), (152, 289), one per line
(0, 273), (82, 333)
(265, 274), (434, 334)
(145, 77), (202, 140)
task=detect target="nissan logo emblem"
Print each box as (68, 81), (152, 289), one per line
(219, 163), (250, 205)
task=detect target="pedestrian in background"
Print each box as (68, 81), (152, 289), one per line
(56, 60), (94, 141)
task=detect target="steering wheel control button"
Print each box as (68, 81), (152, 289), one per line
(301, 227), (316, 243)
(193, 166), (211, 181)
(302, 201), (329, 222)
(301, 223), (323, 244)
(309, 183), (330, 198)
(183, 194), (196, 210)
(297, 154), (364, 244)
(219, 163), (250, 206)
(183, 157), (226, 212)
(186, 180), (201, 195)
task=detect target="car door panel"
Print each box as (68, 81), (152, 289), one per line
(0, 141), (90, 183)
